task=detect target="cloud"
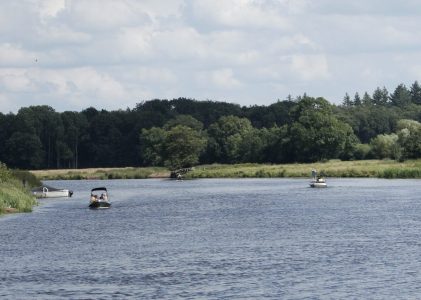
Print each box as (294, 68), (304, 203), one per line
(1, 0), (421, 113)
(291, 54), (330, 80)
(189, 0), (290, 30)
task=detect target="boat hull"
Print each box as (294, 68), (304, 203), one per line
(310, 182), (327, 188)
(89, 201), (111, 209)
(33, 189), (73, 198)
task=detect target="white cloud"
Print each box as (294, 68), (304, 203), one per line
(1, 0), (421, 112)
(291, 54), (330, 80)
(190, 0), (290, 29)
(38, 0), (66, 19)
(197, 68), (242, 89)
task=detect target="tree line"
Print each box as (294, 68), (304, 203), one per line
(1, 81), (421, 170)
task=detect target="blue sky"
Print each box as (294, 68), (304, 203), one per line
(1, 0), (421, 113)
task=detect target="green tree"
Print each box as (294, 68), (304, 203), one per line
(5, 132), (44, 169)
(140, 127), (166, 166)
(163, 125), (207, 169)
(207, 116), (254, 163)
(369, 134), (399, 159)
(396, 119), (421, 160)
(410, 81), (421, 105)
(362, 92), (372, 106)
(342, 93), (353, 106)
(164, 115), (204, 131)
(287, 96), (358, 162)
(390, 84), (411, 107)
(372, 87), (389, 106)
(354, 92), (362, 106)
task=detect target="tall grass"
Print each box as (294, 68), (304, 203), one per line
(30, 167), (169, 180)
(0, 180), (37, 213)
(0, 163), (37, 214)
(28, 159), (421, 180)
(187, 160), (421, 179)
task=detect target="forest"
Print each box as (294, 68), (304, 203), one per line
(1, 81), (421, 171)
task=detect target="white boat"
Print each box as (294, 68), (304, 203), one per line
(32, 185), (73, 198)
(309, 169), (327, 188)
(310, 177), (327, 188)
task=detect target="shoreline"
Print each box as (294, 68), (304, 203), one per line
(29, 159), (421, 180)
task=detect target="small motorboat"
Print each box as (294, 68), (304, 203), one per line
(32, 185), (73, 198)
(309, 169), (327, 188)
(310, 177), (327, 188)
(89, 187), (111, 209)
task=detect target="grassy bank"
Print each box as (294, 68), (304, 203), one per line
(30, 167), (169, 180)
(29, 159), (421, 180)
(0, 180), (37, 214)
(0, 164), (37, 215)
(187, 160), (421, 179)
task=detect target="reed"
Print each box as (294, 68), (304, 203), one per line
(30, 167), (169, 180)
(187, 159), (421, 179)
(0, 179), (37, 214)
(28, 159), (421, 180)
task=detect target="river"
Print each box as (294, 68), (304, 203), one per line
(2, 178), (421, 299)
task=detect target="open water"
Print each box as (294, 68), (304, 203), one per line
(2, 178), (421, 299)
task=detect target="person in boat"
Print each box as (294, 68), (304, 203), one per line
(90, 194), (97, 203)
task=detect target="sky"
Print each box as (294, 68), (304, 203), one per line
(1, 0), (421, 113)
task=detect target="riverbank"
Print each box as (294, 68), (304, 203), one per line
(187, 160), (421, 179)
(30, 167), (170, 180)
(29, 159), (421, 180)
(0, 180), (37, 215)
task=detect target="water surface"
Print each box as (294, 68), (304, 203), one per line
(2, 178), (421, 299)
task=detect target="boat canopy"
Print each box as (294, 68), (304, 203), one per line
(91, 187), (107, 192)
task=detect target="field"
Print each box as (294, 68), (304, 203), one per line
(30, 167), (170, 180)
(186, 159), (421, 178)
(29, 159), (421, 180)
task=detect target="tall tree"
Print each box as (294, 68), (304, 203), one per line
(342, 93), (353, 106)
(206, 116), (254, 163)
(390, 84), (411, 107)
(163, 125), (207, 169)
(372, 87), (389, 106)
(410, 81), (421, 105)
(354, 92), (362, 106)
(362, 92), (372, 106)
(286, 96), (358, 162)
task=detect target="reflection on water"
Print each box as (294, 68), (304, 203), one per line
(2, 178), (421, 299)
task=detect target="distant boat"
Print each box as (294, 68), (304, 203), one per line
(89, 187), (111, 209)
(309, 169), (327, 188)
(31, 185), (73, 198)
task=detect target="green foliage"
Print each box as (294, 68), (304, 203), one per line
(353, 144), (372, 160)
(5, 132), (44, 169)
(5, 82), (421, 170)
(0, 163), (37, 214)
(410, 81), (421, 105)
(11, 170), (42, 188)
(140, 124), (206, 170)
(164, 115), (204, 131)
(0, 162), (11, 183)
(287, 97), (358, 162)
(390, 84), (412, 107)
(163, 125), (207, 170)
(369, 134), (399, 159)
(140, 127), (166, 166)
(207, 116), (254, 163)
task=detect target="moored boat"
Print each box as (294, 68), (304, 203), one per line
(32, 185), (73, 198)
(89, 187), (111, 209)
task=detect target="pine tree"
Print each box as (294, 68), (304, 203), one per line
(354, 92), (362, 106)
(342, 93), (353, 106)
(410, 81), (421, 105)
(362, 92), (372, 106)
